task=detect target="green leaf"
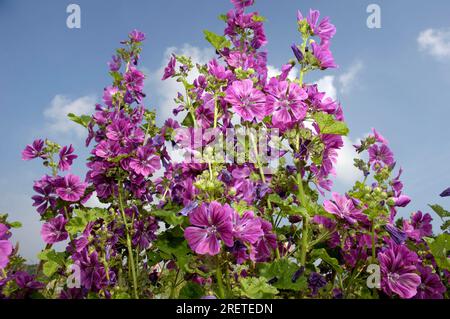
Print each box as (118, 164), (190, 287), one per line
(313, 112), (349, 136)
(310, 248), (343, 274)
(66, 208), (106, 236)
(203, 30), (231, 50)
(238, 277), (278, 299)
(258, 259), (307, 291)
(67, 113), (91, 128)
(429, 204), (450, 219)
(43, 261), (59, 277)
(179, 282), (205, 299)
(152, 209), (185, 226)
(156, 227), (192, 269)
(181, 112), (194, 127)
(425, 234), (450, 270)
(9, 221), (22, 228)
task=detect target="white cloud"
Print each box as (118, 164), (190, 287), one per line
(43, 95), (96, 138)
(334, 136), (362, 186)
(84, 192), (109, 209)
(315, 75), (337, 100)
(418, 28), (450, 60)
(338, 61), (363, 94)
(145, 44), (215, 123)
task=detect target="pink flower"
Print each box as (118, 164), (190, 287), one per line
(378, 243), (421, 299)
(22, 139), (45, 161)
(411, 211), (433, 238)
(129, 146), (161, 177)
(58, 144), (78, 171)
(231, 210), (263, 244)
(368, 143), (394, 169)
(266, 78), (308, 128)
(323, 192), (366, 225)
(162, 55), (176, 80)
(41, 215), (68, 244)
(224, 79), (267, 121)
(55, 174), (88, 202)
(184, 201), (234, 256)
(311, 42), (337, 69)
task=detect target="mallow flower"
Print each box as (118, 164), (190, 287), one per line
(162, 54), (176, 80)
(40, 215), (68, 244)
(55, 174), (88, 202)
(224, 79), (267, 122)
(323, 192), (365, 225)
(0, 223), (13, 270)
(415, 264), (446, 299)
(184, 201), (234, 256)
(311, 42), (337, 69)
(21, 139), (45, 161)
(58, 144), (77, 171)
(129, 146), (161, 177)
(378, 243), (421, 299)
(231, 210), (263, 244)
(368, 143), (394, 170)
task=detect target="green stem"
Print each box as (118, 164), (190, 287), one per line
(215, 260), (226, 299)
(371, 220), (376, 262)
(297, 170), (309, 265)
(118, 183), (139, 299)
(169, 268), (180, 299)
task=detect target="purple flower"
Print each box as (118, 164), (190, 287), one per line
(108, 55), (121, 72)
(58, 144), (78, 171)
(440, 187), (450, 197)
(0, 224), (13, 269)
(231, 0), (254, 10)
(103, 86), (119, 107)
(129, 29), (146, 42)
(124, 67), (145, 95)
(266, 78), (308, 128)
(291, 43), (303, 62)
(415, 264), (446, 299)
(305, 9), (336, 42)
(411, 211), (433, 237)
(393, 194), (411, 208)
(311, 42), (337, 69)
(21, 139), (45, 161)
(231, 210), (263, 244)
(32, 175), (57, 214)
(132, 216), (158, 249)
(385, 224), (407, 245)
(129, 146), (161, 177)
(323, 193), (365, 225)
(254, 219), (277, 261)
(41, 215), (68, 244)
(308, 272), (327, 296)
(224, 79), (267, 122)
(368, 143), (394, 170)
(14, 271), (45, 291)
(378, 243), (421, 299)
(184, 201), (234, 256)
(162, 54), (176, 80)
(55, 174), (88, 202)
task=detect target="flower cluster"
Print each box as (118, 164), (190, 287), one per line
(1, 0), (447, 300)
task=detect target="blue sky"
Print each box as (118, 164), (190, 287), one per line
(1, 0), (449, 262)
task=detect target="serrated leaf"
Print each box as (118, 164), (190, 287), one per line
(313, 112), (349, 136)
(426, 234), (450, 271)
(238, 277), (278, 299)
(203, 30), (231, 50)
(429, 204), (450, 219)
(156, 227), (192, 269)
(152, 209), (185, 226)
(43, 260), (59, 277)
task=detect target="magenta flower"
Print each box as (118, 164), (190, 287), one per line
(184, 201), (234, 256)
(415, 264), (446, 299)
(393, 194), (411, 208)
(378, 243), (421, 299)
(41, 215), (68, 244)
(254, 219), (277, 262)
(0, 223), (13, 270)
(411, 211), (433, 237)
(129, 29), (146, 42)
(129, 146), (161, 177)
(266, 78), (308, 128)
(224, 79), (267, 121)
(162, 54), (176, 80)
(305, 9), (336, 42)
(124, 67), (145, 93)
(55, 174), (88, 202)
(32, 175), (57, 214)
(368, 143), (394, 169)
(440, 187), (450, 197)
(231, 210), (263, 244)
(311, 42), (337, 69)
(21, 139), (45, 161)
(107, 55), (121, 72)
(103, 86), (119, 107)
(323, 192), (365, 225)
(231, 0), (254, 10)
(58, 144), (78, 171)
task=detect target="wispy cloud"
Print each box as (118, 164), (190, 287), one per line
(315, 75), (337, 100)
(334, 136), (362, 186)
(418, 28), (450, 60)
(338, 61), (363, 94)
(43, 94), (96, 138)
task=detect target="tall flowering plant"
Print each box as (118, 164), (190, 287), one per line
(0, 0), (448, 299)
